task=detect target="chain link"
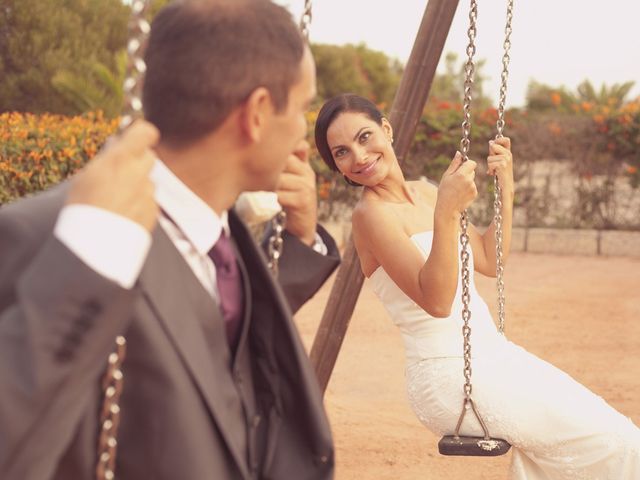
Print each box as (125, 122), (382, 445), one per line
(267, 210), (287, 276)
(495, 0), (513, 139)
(267, 0), (314, 277)
(457, 0), (478, 411)
(119, 0), (150, 132)
(96, 2), (150, 478)
(299, 0), (313, 40)
(493, 0), (513, 334)
(95, 336), (127, 480)
(453, 0), (514, 439)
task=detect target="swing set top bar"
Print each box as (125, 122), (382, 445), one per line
(309, 0), (461, 394)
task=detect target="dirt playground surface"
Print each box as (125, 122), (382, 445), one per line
(295, 252), (640, 480)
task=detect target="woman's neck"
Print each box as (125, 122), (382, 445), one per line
(366, 164), (415, 204)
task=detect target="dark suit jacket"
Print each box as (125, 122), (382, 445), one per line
(0, 184), (340, 479)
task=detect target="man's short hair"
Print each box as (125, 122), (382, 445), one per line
(143, 0), (305, 146)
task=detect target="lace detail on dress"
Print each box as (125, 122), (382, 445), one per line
(370, 230), (640, 479)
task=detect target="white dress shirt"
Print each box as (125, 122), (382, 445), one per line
(54, 159), (327, 300)
(54, 160), (228, 304)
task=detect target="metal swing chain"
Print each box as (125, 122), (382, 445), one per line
(457, 0), (479, 430)
(95, 1), (150, 479)
(453, 0), (514, 442)
(267, 211), (287, 276)
(299, 0), (313, 40)
(268, 0), (313, 277)
(95, 337), (127, 480)
(493, 0), (514, 335)
(119, 1), (150, 132)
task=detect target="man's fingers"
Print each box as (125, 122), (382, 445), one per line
(116, 120), (160, 159)
(276, 172), (305, 192)
(292, 139), (310, 163)
(282, 152), (314, 177)
(94, 121), (158, 178)
(276, 190), (300, 208)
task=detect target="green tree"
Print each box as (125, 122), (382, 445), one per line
(311, 43), (402, 104)
(525, 79), (635, 113)
(428, 52), (491, 110)
(525, 80), (575, 112)
(576, 79), (635, 109)
(51, 51), (127, 118)
(0, 0), (129, 114)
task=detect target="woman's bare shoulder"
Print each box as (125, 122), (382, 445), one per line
(409, 178), (438, 206)
(414, 177), (438, 193)
(352, 194), (391, 232)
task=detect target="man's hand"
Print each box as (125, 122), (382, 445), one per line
(66, 120), (160, 232)
(275, 139), (317, 246)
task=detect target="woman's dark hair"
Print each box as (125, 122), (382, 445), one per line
(314, 94), (384, 172)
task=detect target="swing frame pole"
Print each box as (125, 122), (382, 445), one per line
(309, 0), (461, 394)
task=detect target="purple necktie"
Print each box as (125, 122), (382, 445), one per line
(208, 232), (244, 348)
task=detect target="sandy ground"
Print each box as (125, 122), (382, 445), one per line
(294, 252), (640, 480)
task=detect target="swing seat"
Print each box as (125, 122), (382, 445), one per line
(438, 435), (511, 456)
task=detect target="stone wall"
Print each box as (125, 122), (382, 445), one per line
(322, 221), (640, 258)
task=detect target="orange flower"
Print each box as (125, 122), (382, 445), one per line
(61, 147), (78, 158)
(318, 181), (331, 200)
(581, 101), (593, 112)
(619, 114), (633, 125)
(550, 92), (561, 106)
(28, 150), (43, 162)
(627, 165), (638, 174)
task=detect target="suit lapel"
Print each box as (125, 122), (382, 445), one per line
(138, 226), (251, 479)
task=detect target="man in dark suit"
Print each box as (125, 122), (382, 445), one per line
(0, 1), (340, 479)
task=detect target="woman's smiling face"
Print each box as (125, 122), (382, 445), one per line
(326, 111), (394, 186)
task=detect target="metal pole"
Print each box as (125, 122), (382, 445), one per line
(310, 0), (461, 394)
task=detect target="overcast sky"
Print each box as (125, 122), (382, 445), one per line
(275, 0), (640, 107)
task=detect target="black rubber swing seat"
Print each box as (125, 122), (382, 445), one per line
(438, 435), (511, 456)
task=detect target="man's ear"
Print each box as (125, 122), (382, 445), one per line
(240, 87), (273, 143)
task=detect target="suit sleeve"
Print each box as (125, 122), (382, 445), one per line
(0, 210), (138, 478)
(263, 224), (340, 314)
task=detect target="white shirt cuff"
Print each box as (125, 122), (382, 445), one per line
(54, 205), (152, 289)
(312, 231), (328, 256)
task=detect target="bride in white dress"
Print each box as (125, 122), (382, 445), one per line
(314, 93), (640, 479)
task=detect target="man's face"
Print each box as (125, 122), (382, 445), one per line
(245, 47), (316, 191)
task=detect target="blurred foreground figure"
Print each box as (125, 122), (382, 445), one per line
(0, 1), (339, 479)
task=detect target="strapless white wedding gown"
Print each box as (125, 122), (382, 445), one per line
(368, 231), (640, 479)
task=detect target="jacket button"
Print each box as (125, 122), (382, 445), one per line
(252, 415), (261, 428)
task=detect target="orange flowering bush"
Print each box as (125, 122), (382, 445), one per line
(410, 97), (504, 182)
(598, 97), (640, 187)
(0, 111), (118, 204)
